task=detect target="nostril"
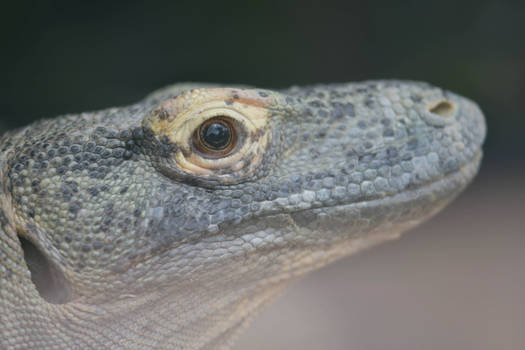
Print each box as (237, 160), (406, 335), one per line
(427, 100), (456, 117)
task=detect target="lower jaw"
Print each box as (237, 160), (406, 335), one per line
(285, 150), (483, 267)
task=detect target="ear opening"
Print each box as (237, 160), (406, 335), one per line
(18, 234), (71, 304)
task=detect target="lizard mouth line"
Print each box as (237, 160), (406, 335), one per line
(135, 152), (483, 294)
(131, 151), (483, 266)
(258, 150), (483, 220)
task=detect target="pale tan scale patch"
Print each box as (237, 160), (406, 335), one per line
(143, 88), (281, 180)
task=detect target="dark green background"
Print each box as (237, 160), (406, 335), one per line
(1, 0), (523, 165)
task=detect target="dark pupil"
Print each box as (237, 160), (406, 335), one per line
(202, 122), (231, 149)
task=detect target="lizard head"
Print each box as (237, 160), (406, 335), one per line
(2, 81), (485, 348)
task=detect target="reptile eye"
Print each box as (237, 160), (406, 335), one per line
(193, 117), (238, 156)
(143, 88), (275, 181)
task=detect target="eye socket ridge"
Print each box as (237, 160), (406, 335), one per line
(192, 116), (240, 158)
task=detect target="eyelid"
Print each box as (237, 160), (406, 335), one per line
(172, 105), (265, 174)
(142, 87), (282, 184)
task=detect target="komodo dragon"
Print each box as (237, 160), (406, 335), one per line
(0, 81), (486, 349)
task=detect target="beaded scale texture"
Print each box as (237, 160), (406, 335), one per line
(0, 81), (485, 349)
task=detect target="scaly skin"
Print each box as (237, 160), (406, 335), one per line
(0, 81), (485, 349)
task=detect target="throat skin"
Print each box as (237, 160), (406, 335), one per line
(0, 81), (486, 349)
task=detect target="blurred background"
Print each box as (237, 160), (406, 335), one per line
(1, 1), (523, 349)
